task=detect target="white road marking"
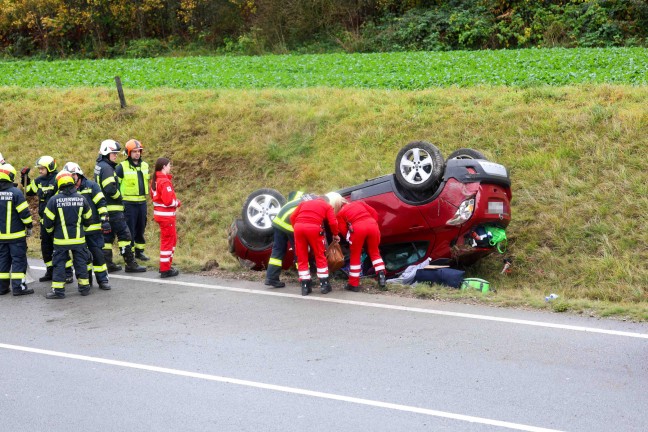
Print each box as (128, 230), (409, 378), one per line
(30, 265), (648, 340)
(0, 342), (562, 432)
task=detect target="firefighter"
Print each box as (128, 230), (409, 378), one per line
(327, 192), (386, 292)
(150, 157), (180, 278)
(115, 139), (150, 262)
(63, 162), (112, 291)
(42, 171), (93, 299)
(22, 156), (74, 282)
(94, 139), (146, 273)
(0, 164), (34, 296)
(290, 195), (339, 296)
(264, 190), (311, 288)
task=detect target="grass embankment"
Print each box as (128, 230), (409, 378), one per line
(1, 86), (646, 319)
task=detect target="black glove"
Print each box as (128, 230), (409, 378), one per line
(101, 217), (111, 235)
(20, 167), (30, 187)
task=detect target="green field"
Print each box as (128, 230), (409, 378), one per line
(1, 48), (647, 89)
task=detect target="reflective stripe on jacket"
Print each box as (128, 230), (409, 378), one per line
(271, 191), (305, 234)
(0, 182), (33, 241)
(42, 187), (93, 246)
(116, 159), (149, 202)
(24, 170), (58, 217)
(150, 173), (179, 221)
(77, 177), (108, 232)
(94, 156), (123, 212)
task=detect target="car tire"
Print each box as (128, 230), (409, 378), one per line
(242, 188), (286, 236)
(394, 141), (445, 192)
(447, 148), (487, 161)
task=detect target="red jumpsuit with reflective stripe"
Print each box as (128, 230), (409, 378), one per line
(150, 174), (180, 272)
(337, 201), (384, 287)
(290, 198), (338, 281)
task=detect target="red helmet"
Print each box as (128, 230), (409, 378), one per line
(124, 139), (144, 157)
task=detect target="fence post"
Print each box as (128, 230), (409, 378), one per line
(114, 76), (127, 108)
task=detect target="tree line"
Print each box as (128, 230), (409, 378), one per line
(1, 0), (646, 58)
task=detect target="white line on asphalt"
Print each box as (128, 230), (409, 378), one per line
(0, 342), (562, 432)
(31, 265), (648, 340)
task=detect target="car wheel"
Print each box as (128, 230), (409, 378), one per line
(394, 141), (445, 192)
(447, 148), (487, 161)
(242, 188), (286, 236)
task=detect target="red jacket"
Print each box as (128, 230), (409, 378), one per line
(290, 198), (339, 236)
(150, 173), (180, 222)
(336, 201), (379, 238)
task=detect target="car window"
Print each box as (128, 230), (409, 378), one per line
(379, 241), (429, 272)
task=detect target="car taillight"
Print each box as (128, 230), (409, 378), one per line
(487, 200), (504, 215)
(446, 198), (475, 226)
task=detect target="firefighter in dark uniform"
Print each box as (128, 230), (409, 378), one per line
(42, 171), (93, 299)
(22, 155), (73, 283)
(94, 139), (146, 273)
(63, 162), (112, 291)
(264, 191), (310, 288)
(115, 139), (150, 262)
(0, 164), (34, 296)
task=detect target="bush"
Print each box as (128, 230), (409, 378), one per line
(124, 39), (169, 58)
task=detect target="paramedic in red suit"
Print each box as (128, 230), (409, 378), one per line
(150, 157), (180, 278)
(290, 195), (339, 296)
(327, 192), (386, 292)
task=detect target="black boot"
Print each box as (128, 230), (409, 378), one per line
(264, 265), (285, 288)
(160, 268), (179, 278)
(301, 279), (312, 296)
(104, 250), (122, 273)
(98, 281), (112, 290)
(135, 250), (150, 261)
(344, 283), (360, 292)
(13, 284), (34, 296)
(39, 267), (53, 282)
(78, 284), (91, 296)
(123, 247), (146, 273)
(46, 289), (65, 299)
(320, 277), (332, 294)
(65, 267), (74, 284)
(0, 283), (10, 295)
(378, 270), (387, 291)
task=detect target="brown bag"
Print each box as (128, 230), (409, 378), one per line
(326, 241), (345, 273)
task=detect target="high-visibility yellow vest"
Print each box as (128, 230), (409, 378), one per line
(118, 160), (149, 203)
(272, 191), (305, 233)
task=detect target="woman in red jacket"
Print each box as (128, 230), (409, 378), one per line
(327, 192), (386, 292)
(150, 157), (181, 278)
(290, 195), (339, 296)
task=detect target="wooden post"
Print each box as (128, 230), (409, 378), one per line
(114, 76), (127, 108)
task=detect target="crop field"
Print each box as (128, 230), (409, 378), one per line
(1, 47), (647, 89)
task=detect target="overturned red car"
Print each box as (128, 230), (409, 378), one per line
(228, 141), (511, 276)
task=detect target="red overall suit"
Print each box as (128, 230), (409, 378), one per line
(337, 201), (385, 287)
(150, 174), (180, 272)
(290, 198), (338, 282)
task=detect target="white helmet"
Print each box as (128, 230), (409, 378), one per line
(0, 152), (5, 164)
(63, 161), (84, 177)
(99, 139), (121, 156)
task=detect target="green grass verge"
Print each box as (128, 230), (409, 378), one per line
(1, 48), (647, 89)
(2, 85), (646, 320)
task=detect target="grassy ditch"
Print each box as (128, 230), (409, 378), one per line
(1, 85), (646, 319)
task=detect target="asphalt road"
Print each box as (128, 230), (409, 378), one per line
(1, 261), (647, 432)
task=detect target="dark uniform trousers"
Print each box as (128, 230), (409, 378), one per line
(41, 222), (73, 277)
(124, 202), (147, 252)
(0, 240), (27, 293)
(102, 211), (133, 261)
(52, 245), (89, 292)
(266, 229), (294, 282)
(85, 231), (109, 284)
